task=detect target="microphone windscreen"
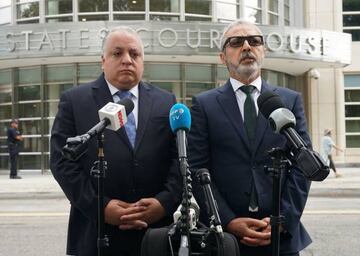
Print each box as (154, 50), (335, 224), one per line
(196, 168), (211, 185)
(257, 91), (285, 119)
(169, 103), (191, 133)
(117, 98), (134, 116)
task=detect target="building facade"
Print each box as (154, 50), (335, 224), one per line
(0, 0), (356, 172)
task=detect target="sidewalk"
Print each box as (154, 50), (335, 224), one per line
(0, 167), (359, 199)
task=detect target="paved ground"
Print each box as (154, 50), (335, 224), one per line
(0, 167), (359, 199)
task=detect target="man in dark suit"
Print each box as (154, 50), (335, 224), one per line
(50, 27), (182, 256)
(188, 20), (312, 256)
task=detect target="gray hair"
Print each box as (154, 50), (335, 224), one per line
(220, 19), (263, 51)
(102, 26), (144, 58)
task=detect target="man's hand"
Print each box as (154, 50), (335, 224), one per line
(226, 217), (271, 247)
(104, 199), (147, 230)
(120, 198), (166, 226)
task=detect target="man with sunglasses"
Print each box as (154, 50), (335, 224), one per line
(188, 20), (312, 256)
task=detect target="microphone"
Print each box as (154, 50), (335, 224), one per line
(173, 196), (200, 231)
(62, 98), (134, 161)
(196, 168), (224, 238)
(257, 91), (329, 181)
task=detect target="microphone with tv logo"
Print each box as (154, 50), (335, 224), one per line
(257, 91), (329, 181)
(62, 98), (134, 161)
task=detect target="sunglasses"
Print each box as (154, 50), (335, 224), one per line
(222, 35), (264, 51)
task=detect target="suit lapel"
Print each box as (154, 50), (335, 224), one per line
(134, 81), (153, 152)
(91, 74), (132, 149)
(217, 81), (251, 151)
(252, 80), (276, 156)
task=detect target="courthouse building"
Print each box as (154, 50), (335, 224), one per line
(0, 0), (358, 172)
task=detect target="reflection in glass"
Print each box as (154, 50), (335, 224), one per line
(16, 85), (40, 101)
(79, 15), (109, 21)
(113, 0), (145, 11)
(78, 63), (102, 83)
(185, 0), (210, 15)
(17, 68), (41, 84)
(18, 102), (41, 117)
(185, 65), (212, 81)
(268, 13), (278, 25)
(343, 15), (360, 27)
(150, 15), (179, 21)
(244, 7), (261, 23)
(186, 82), (214, 97)
(150, 0), (179, 12)
(0, 6), (11, 25)
(17, 2), (39, 19)
(17, 19), (39, 24)
(114, 14), (145, 20)
(79, 0), (108, 12)
(46, 65), (74, 82)
(151, 81), (181, 97)
(343, 0), (360, 12)
(46, 0), (72, 15)
(345, 90), (360, 102)
(268, 0), (278, 12)
(346, 120), (360, 133)
(0, 155), (9, 169)
(46, 16), (73, 22)
(0, 0), (11, 8)
(21, 137), (42, 152)
(0, 85), (11, 103)
(345, 105), (360, 117)
(0, 124), (7, 137)
(217, 2), (239, 21)
(19, 119), (42, 135)
(45, 84), (73, 100)
(244, 0), (261, 8)
(44, 102), (61, 117)
(145, 63), (181, 80)
(185, 16), (211, 21)
(0, 105), (11, 120)
(346, 135), (360, 148)
(18, 155), (42, 169)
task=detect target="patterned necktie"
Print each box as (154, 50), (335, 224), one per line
(116, 90), (136, 148)
(239, 85), (259, 212)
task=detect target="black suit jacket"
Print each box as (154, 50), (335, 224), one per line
(188, 80), (312, 255)
(50, 74), (182, 256)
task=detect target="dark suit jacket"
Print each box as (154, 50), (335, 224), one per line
(188, 79), (312, 255)
(50, 74), (182, 256)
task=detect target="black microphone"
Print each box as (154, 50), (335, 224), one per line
(196, 168), (224, 238)
(62, 98), (134, 161)
(257, 91), (329, 181)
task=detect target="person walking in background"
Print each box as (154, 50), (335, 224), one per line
(188, 20), (312, 256)
(7, 119), (23, 179)
(50, 26), (182, 256)
(321, 128), (343, 178)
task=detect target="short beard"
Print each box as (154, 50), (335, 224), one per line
(227, 60), (262, 79)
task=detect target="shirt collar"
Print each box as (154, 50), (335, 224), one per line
(105, 80), (139, 99)
(230, 76), (262, 93)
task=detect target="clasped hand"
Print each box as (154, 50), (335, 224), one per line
(226, 217), (271, 247)
(104, 198), (165, 231)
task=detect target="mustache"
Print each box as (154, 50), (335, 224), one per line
(239, 52), (256, 62)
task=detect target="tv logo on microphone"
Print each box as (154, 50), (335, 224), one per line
(170, 108), (185, 121)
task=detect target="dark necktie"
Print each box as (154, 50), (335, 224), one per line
(116, 90), (136, 148)
(239, 85), (259, 212)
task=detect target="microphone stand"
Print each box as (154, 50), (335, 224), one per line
(265, 148), (290, 256)
(90, 133), (109, 256)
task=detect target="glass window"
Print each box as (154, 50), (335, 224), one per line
(244, 7), (261, 23)
(186, 82), (214, 97)
(78, 0), (108, 12)
(46, 16), (73, 22)
(345, 105), (360, 118)
(113, 0), (145, 11)
(151, 81), (181, 97)
(185, 65), (212, 81)
(16, 85), (40, 101)
(46, 65), (74, 82)
(44, 83), (73, 100)
(150, 0), (180, 12)
(343, 0), (360, 12)
(18, 102), (41, 117)
(0, 70), (11, 85)
(79, 15), (109, 21)
(21, 137), (42, 152)
(217, 0), (239, 21)
(345, 75), (360, 87)
(150, 15), (179, 21)
(17, 68), (41, 85)
(185, 16), (212, 21)
(0, 155), (9, 169)
(114, 14), (145, 20)
(78, 63), (102, 83)
(0, 6), (11, 25)
(343, 14), (360, 27)
(345, 90), (360, 102)
(0, 105), (11, 120)
(0, 85), (11, 103)
(44, 102), (62, 117)
(344, 30), (360, 41)
(17, 19), (39, 24)
(17, 2), (39, 19)
(18, 155), (42, 169)
(0, 123), (8, 137)
(268, 0), (278, 12)
(346, 120), (360, 133)
(19, 119), (42, 135)
(46, 0), (72, 15)
(346, 135), (360, 148)
(0, 0), (11, 8)
(268, 14), (278, 25)
(245, 0), (261, 8)
(217, 66), (228, 82)
(145, 63), (181, 80)
(185, 0), (211, 15)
